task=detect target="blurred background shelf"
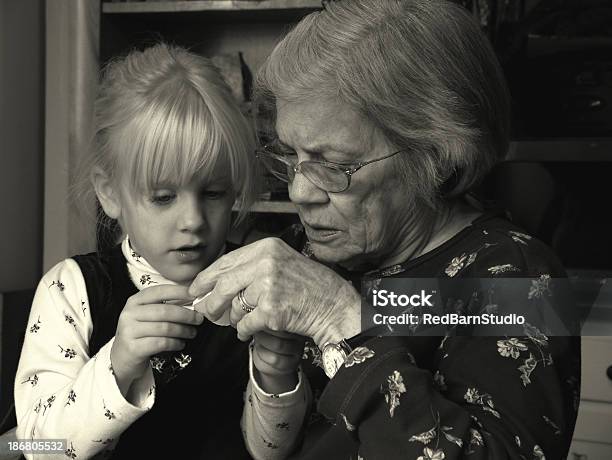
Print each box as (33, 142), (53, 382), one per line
(103, 0), (321, 14)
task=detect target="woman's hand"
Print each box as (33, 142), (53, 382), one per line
(188, 238), (361, 347)
(252, 331), (305, 394)
(111, 285), (204, 399)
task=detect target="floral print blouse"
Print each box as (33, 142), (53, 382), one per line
(244, 213), (580, 459)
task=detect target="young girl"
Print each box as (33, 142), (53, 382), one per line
(14, 43), (261, 459)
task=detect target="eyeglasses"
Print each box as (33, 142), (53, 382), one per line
(256, 142), (404, 193)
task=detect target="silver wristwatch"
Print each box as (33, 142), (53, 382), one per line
(320, 339), (353, 379)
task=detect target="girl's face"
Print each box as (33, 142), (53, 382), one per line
(119, 161), (235, 285)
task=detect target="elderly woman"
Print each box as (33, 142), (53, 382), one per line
(190, 0), (580, 458)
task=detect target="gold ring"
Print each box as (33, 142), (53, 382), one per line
(238, 289), (256, 313)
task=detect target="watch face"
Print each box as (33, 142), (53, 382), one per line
(322, 344), (347, 379)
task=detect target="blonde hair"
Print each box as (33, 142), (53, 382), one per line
(74, 43), (257, 235)
(256, 0), (511, 209)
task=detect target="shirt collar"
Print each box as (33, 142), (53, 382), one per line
(122, 235), (177, 290)
(121, 235), (227, 290)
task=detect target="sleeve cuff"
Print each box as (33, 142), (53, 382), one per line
(248, 344), (305, 407)
(318, 336), (416, 420)
(95, 338), (156, 418)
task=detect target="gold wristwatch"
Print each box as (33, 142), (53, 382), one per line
(320, 339), (353, 379)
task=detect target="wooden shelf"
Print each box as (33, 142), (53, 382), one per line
(103, 1), (321, 14)
(506, 139), (612, 162)
(233, 200), (296, 214)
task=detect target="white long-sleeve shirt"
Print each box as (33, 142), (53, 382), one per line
(14, 257), (155, 459)
(241, 345), (312, 459)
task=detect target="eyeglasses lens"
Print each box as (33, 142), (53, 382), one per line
(300, 163), (348, 193)
(258, 150), (349, 192)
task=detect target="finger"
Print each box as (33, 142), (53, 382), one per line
(229, 294), (250, 328)
(133, 285), (194, 305)
(254, 331), (304, 356)
(236, 308), (268, 341)
(200, 285), (237, 322)
(261, 330), (305, 341)
(191, 293), (232, 326)
(198, 278), (258, 322)
(137, 337), (186, 357)
(133, 322), (198, 340)
(188, 252), (242, 298)
(188, 237), (288, 297)
(190, 291), (212, 311)
(131, 304), (204, 325)
(253, 343), (301, 375)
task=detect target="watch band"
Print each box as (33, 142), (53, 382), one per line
(320, 339), (352, 356)
(321, 326), (391, 379)
(337, 338), (353, 355)
(321, 340), (352, 379)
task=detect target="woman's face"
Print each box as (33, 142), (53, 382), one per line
(275, 97), (418, 269)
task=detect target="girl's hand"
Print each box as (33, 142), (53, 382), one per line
(111, 285), (204, 398)
(188, 237), (361, 348)
(252, 330), (305, 394)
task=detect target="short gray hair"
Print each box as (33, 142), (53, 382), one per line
(256, 0), (511, 208)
